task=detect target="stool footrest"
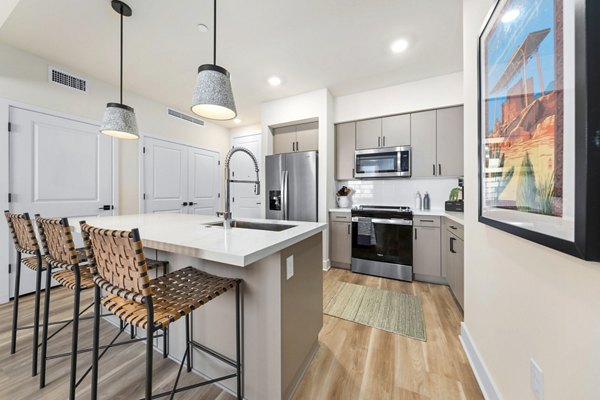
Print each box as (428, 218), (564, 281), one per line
(190, 339), (237, 369)
(146, 373), (238, 400)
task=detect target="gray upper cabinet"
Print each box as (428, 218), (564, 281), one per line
(295, 122), (319, 152)
(381, 114), (411, 147)
(273, 122), (318, 154)
(411, 106), (464, 178)
(411, 110), (438, 177)
(335, 122), (356, 180)
(436, 106), (464, 176)
(355, 118), (382, 150)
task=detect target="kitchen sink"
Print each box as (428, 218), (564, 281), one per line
(206, 220), (297, 231)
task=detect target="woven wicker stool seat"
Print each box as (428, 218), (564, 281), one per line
(53, 268), (95, 291)
(22, 255), (48, 271)
(100, 267), (237, 329)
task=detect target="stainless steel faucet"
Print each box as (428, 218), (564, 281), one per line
(217, 146), (260, 229)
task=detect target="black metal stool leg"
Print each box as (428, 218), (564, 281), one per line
(10, 252), (21, 354)
(40, 260), (53, 388)
(163, 327), (168, 359)
(185, 315), (191, 372)
(145, 303), (155, 400)
(236, 281), (242, 400)
(68, 269), (81, 400)
(32, 252), (43, 377)
(91, 285), (101, 400)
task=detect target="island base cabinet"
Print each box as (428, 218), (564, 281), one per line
(151, 233), (323, 400)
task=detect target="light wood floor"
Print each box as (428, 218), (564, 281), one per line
(0, 269), (482, 399)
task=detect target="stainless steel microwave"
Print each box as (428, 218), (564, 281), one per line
(354, 146), (411, 178)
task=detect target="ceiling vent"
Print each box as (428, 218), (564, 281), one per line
(48, 66), (88, 93)
(167, 108), (205, 127)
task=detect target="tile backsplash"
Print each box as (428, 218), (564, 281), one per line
(336, 178), (461, 210)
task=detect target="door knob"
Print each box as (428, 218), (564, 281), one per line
(182, 202), (188, 206)
(189, 202), (196, 206)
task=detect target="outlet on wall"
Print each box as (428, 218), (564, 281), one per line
(530, 358), (544, 400)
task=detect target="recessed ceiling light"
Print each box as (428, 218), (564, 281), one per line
(233, 118), (242, 124)
(390, 39), (409, 54)
(197, 23), (209, 33)
(501, 9), (520, 23)
(268, 76), (282, 86)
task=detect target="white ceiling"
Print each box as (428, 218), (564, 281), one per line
(0, 0), (463, 127)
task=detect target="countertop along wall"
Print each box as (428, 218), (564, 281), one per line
(0, 43), (231, 215)
(463, 1), (600, 399)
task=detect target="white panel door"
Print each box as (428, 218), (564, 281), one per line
(143, 137), (188, 214)
(8, 106), (114, 295)
(188, 147), (220, 216)
(230, 134), (262, 219)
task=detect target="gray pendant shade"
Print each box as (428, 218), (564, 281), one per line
(100, 103), (139, 140)
(191, 64), (237, 121)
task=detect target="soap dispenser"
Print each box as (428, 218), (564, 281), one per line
(423, 192), (430, 210)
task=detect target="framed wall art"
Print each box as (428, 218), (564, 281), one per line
(478, 0), (600, 260)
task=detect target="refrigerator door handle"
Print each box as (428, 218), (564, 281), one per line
(282, 170), (289, 220)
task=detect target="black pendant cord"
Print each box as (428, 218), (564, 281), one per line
(120, 9), (124, 105)
(213, 0), (217, 65)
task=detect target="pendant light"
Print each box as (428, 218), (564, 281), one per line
(191, 0), (237, 120)
(100, 0), (139, 140)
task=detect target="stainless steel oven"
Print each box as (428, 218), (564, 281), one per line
(354, 146), (411, 178)
(351, 205), (413, 281)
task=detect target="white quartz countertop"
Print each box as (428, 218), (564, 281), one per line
(413, 209), (465, 225)
(329, 208), (352, 213)
(74, 214), (326, 267)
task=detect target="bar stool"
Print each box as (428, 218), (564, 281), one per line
(80, 222), (243, 400)
(36, 216), (97, 400)
(4, 211), (46, 377)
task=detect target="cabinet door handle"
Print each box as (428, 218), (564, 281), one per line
(414, 228), (417, 240)
(383, 136), (386, 147)
(347, 224), (351, 235)
(335, 216), (347, 219)
(292, 142), (296, 152)
(182, 202), (188, 206)
(420, 219), (435, 223)
(450, 225), (457, 230)
(432, 164), (436, 176)
(296, 141), (299, 151)
(450, 237), (456, 253)
(378, 136), (381, 147)
(438, 164), (442, 175)
(352, 168), (355, 178)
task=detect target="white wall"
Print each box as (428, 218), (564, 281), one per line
(261, 89), (335, 269)
(230, 123), (261, 139)
(334, 72), (464, 123)
(0, 43), (230, 215)
(463, 1), (600, 399)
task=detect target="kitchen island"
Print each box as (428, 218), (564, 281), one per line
(75, 213), (326, 400)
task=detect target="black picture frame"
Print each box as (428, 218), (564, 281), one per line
(477, 0), (600, 261)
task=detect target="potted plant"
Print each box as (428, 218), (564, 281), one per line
(336, 186), (352, 208)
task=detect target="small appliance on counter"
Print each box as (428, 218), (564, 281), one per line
(445, 177), (464, 212)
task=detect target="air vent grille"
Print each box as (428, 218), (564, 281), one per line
(48, 66), (88, 93)
(167, 108), (205, 127)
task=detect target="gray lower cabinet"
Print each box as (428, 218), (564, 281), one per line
(413, 216), (442, 282)
(330, 212), (352, 268)
(442, 218), (464, 309)
(335, 122), (356, 180)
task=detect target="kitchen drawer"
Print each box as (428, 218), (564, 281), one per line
(330, 212), (351, 222)
(444, 218), (464, 240)
(414, 215), (441, 227)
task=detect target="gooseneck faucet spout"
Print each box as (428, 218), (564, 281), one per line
(217, 147), (260, 229)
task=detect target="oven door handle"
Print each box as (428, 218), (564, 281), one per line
(352, 217), (413, 226)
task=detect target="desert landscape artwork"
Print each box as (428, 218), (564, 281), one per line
(481, 0), (563, 217)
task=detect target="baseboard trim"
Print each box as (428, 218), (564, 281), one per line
(322, 259), (331, 271)
(459, 322), (502, 400)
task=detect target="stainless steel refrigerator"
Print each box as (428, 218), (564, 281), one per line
(265, 151), (318, 222)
